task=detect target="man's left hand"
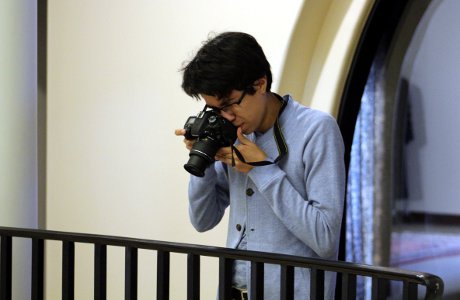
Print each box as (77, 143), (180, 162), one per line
(215, 128), (267, 173)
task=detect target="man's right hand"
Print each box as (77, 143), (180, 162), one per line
(175, 128), (195, 150)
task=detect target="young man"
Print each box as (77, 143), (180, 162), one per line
(175, 32), (345, 299)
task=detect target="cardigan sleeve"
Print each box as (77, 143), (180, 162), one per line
(188, 161), (230, 232)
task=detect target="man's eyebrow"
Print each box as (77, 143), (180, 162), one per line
(220, 95), (235, 103)
(220, 99), (232, 105)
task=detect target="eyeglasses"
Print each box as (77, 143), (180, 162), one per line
(206, 89), (248, 113)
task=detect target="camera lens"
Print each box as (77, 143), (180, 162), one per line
(184, 155), (209, 177)
(184, 138), (220, 177)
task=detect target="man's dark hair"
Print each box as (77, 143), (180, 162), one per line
(181, 32), (272, 100)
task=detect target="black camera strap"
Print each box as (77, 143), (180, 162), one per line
(231, 94), (288, 167)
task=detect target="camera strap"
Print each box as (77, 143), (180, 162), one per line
(231, 94), (288, 167)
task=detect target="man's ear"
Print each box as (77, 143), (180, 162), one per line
(254, 76), (268, 94)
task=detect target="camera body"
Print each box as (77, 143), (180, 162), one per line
(183, 110), (237, 177)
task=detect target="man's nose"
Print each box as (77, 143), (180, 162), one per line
(220, 110), (236, 122)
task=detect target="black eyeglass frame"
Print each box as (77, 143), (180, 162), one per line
(205, 89), (249, 113)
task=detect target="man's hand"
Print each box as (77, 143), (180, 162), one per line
(175, 128), (195, 150)
(215, 128), (267, 173)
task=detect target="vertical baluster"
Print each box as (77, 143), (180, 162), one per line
(94, 244), (107, 300)
(187, 254), (200, 300)
(403, 281), (418, 300)
(218, 257), (233, 300)
(372, 277), (389, 300)
(32, 238), (44, 300)
(280, 265), (294, 300)
(341, 273), (356, 300)
(62, 241), (75, 300)
(0, 235), (12, 300)
(310, 268), (324, 300)
(157, 250), (170, 300)
(250, 261), (264, 300)
(125, 247), (138, 300)
(372, 276), (379, 299)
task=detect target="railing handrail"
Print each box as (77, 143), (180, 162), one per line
(0, 226), (444, 299)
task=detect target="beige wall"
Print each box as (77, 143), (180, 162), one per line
(0, 0), (37, 228)
(279, 0), (375, 116)
(44, 0), (374, 298)
(46, 1), (303, 298)
(0, 1), (37, 299)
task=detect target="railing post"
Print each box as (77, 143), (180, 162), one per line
(250, 261), (264, 300)
(280, 265), (294, 300)
(372, 276), (389, 300)
(310, 268), (324, 300)
(94, 244), (107, 300)
(125, 246), (138, 300)
(32, 238), (44, 300)
(341, 273), (356, 300)
(62, 241), (75, 300)
(218, 257), (233, 300)
(403, 281), (418, 300)
(187, 254), (200, 300)
(157, 250), (170, 300)
(0, 235), (12, 300)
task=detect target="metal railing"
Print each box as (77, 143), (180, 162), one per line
(0, 226), (443, 299)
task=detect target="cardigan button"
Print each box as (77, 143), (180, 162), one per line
(236, 224), (242, 231)
(246, 188), (254, 196)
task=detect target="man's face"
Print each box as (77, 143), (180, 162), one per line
(200, 78), (268, 134)
(201, 88), (264, 135)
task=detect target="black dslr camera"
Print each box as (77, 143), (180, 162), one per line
(183, 108), (237, 177)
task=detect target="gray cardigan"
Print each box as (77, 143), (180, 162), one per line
(188, 95), (345, 299)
